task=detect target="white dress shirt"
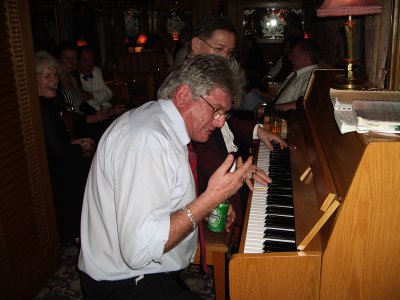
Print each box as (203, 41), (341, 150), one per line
(78, 100), (197, 281)
(275, 64), (317, 104)
(221, 122), (238, 153)
(80, 66), (113, 110)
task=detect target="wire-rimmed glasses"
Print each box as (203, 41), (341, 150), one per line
(200, 95), (230, 120)
(198, 38), (235, 58)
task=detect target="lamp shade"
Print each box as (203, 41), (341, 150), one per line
(317, 0), (382, 17)
(136, 34), (147, 46)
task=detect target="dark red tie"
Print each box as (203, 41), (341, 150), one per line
(187, 142), (208, 273)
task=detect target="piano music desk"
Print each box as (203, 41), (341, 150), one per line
(193, 220), (233, 300)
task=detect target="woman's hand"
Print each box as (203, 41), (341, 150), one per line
(72, 138), (96, 156)
(110, 104), (127, 116)
(86, 111), (110, 123)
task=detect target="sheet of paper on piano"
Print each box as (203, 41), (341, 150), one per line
(353, 99), (400, 133)
(329, 94), (359, 134)
(329, 88), (400, 134)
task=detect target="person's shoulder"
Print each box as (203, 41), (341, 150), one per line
(130, 102), (171, 137)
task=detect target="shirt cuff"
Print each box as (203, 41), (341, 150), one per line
(253, 124), (262, 139)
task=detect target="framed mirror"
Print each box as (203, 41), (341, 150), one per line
(242, 2), (303, 43)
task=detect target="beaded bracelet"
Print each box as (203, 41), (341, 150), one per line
(182, 206), (197, 231)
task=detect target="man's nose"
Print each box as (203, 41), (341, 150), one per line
(213, 116), (226, 128)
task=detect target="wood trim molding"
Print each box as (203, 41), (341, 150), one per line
(389, 0), (400, 90)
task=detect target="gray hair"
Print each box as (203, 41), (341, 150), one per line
(35, 51), (59, 74)
(157, 54), (245, 107)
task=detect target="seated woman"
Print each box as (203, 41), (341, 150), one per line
(36, 51), (95, 244)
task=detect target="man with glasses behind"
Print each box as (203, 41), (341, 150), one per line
(190, 15), (287, 234)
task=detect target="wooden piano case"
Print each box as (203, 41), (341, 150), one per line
(229, 69), (400, 300)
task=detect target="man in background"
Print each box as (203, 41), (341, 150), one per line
(189, 15), (286, 234)
(77, 46), (113, 111)
(274, 39), (320, 112)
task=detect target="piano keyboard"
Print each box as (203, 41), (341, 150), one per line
(243, 142), (297, 253)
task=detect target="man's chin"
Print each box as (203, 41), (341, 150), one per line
(193, 135), (210, 144)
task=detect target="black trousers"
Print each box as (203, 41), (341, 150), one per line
(81, 271), (203, 300)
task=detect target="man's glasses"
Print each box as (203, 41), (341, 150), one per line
(200, 95), (230, 120)
(198, 38), (235, 58)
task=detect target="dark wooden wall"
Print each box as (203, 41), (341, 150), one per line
(0, 1), (62, 299)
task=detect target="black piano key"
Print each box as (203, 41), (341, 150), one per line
(267, 196), (294, 205)
(263, 240), (297, 252)
(269, 164), (291, 170)
(266, 203), (293, 209)
(268, 181), (292, 188)
(268, 189), (293, 195)
(264, 245), (297, 253)
(268, 176), (292, 182)
(268, 187), (293, 194)
(267, 194), (293, 200)
(265, 215), (295, 229)
(268, 170), (292, 176)
(264, 229), (296, 240)
(266, 206), (294, 216)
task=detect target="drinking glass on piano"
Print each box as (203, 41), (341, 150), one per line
(269, 109), (282, 134)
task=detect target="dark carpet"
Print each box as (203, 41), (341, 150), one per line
(34, 245), (215, 300)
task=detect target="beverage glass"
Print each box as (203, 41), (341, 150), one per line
(269, 111), (282, 134)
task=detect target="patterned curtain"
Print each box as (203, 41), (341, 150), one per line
(365, 0), (393, 88)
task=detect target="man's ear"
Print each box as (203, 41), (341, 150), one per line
(174, 85), (191, 109)
(191, 37), (200, 55)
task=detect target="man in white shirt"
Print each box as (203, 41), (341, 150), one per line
(77, 46), (113, 111)
(78, 55), (265, 299)
(274, 39), (320, 112)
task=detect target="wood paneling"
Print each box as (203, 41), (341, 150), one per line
(0, 1), (61, 299)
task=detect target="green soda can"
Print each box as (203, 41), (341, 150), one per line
(207, 201), (229, 232)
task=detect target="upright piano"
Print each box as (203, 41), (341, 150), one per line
(229, 69), (400, 300)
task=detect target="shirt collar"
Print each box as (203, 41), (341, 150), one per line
(296, 64), (318, 76)
(158, 99), (190, 147)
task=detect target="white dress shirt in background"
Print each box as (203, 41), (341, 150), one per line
(80, 66), (113, 110)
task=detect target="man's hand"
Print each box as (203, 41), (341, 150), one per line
(257, 126), (287, 151)
(241, 163), (271, 191)
(207, 154), (253, 199)
(80, 90), (93, 101)
(71, 137), (96, 157)
(203, 155), (253, 217)
(275, 101), (296, 111)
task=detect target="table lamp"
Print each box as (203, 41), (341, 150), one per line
(135, 33), (147, 53)
(317, 0), (382, 89)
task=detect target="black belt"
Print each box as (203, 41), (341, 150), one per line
(82, 270), (180, 287)
(132, 271), (179, 285)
